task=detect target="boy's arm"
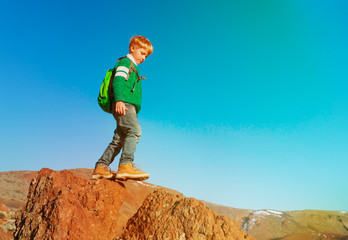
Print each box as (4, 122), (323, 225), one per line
(112, 58), (131, 115)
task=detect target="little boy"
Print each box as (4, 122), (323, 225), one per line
(92, 36), (153, 181)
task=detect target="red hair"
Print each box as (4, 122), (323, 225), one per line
(129, 36), (153, 56)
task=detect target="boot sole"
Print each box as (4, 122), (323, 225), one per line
(91, 174), (115, 180)
(116, 173), (149, 181)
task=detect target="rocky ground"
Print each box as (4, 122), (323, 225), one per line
(1, 169), (348, 240)
(12, 168), (253, 240)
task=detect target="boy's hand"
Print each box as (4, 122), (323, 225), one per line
(115, 101), (128, 115)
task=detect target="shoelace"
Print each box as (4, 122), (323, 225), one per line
(102, 165), (115, 173)
(131, 163), (144, 172)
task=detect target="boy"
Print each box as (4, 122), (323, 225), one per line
(92, 36), (153, 181)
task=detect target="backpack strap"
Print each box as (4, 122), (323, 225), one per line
(128, 61), (135, 80)
(128, 61), (146, 92)
(128, 63), (143, 78)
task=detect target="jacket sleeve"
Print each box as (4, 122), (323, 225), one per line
(112, 58), (131, 102)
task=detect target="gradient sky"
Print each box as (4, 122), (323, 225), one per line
(1, 0), (347, 212)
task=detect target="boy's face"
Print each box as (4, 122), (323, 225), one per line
(130, 45), (148, 65)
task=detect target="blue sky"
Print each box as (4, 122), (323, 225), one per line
(1, 0), (347, 212)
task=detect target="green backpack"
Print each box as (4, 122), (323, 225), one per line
(98, 57), (135, 113)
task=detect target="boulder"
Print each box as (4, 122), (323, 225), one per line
(14, 168), (126, 240)
(121, 189), (255, 240)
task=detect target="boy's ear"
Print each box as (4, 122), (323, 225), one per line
(129, 45), (135, 53)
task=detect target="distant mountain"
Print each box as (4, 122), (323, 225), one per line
(0, 169), (347, 240)
(243, 209), (348, 240)
(201, 199), (348, 240)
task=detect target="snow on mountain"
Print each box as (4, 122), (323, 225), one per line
(253, 209), (283, 217)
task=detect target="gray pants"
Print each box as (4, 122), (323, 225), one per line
(96, 103), (141, 168)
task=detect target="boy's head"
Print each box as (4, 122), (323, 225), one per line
(129, 36), (153, 65)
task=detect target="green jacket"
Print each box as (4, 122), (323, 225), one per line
(112, 57), (143, 113)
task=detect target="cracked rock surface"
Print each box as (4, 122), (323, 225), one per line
(121, 189), (255, 240)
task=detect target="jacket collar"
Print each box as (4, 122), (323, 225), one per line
(127, 54), (137, 66)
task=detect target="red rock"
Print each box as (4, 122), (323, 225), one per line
(0, 228), (13, 240)
(14, 169), (256, 240)
(4, 168), (348, 240)
(14, 168), (126, 240)
(121, 189), (256, 240)
(14, 168), (179, 236)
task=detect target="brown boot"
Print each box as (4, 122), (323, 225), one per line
(116, 163), (149, 181)
(91, 165), (115, 180)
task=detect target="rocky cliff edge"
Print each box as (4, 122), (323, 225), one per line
(13, 168), (254, 240)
